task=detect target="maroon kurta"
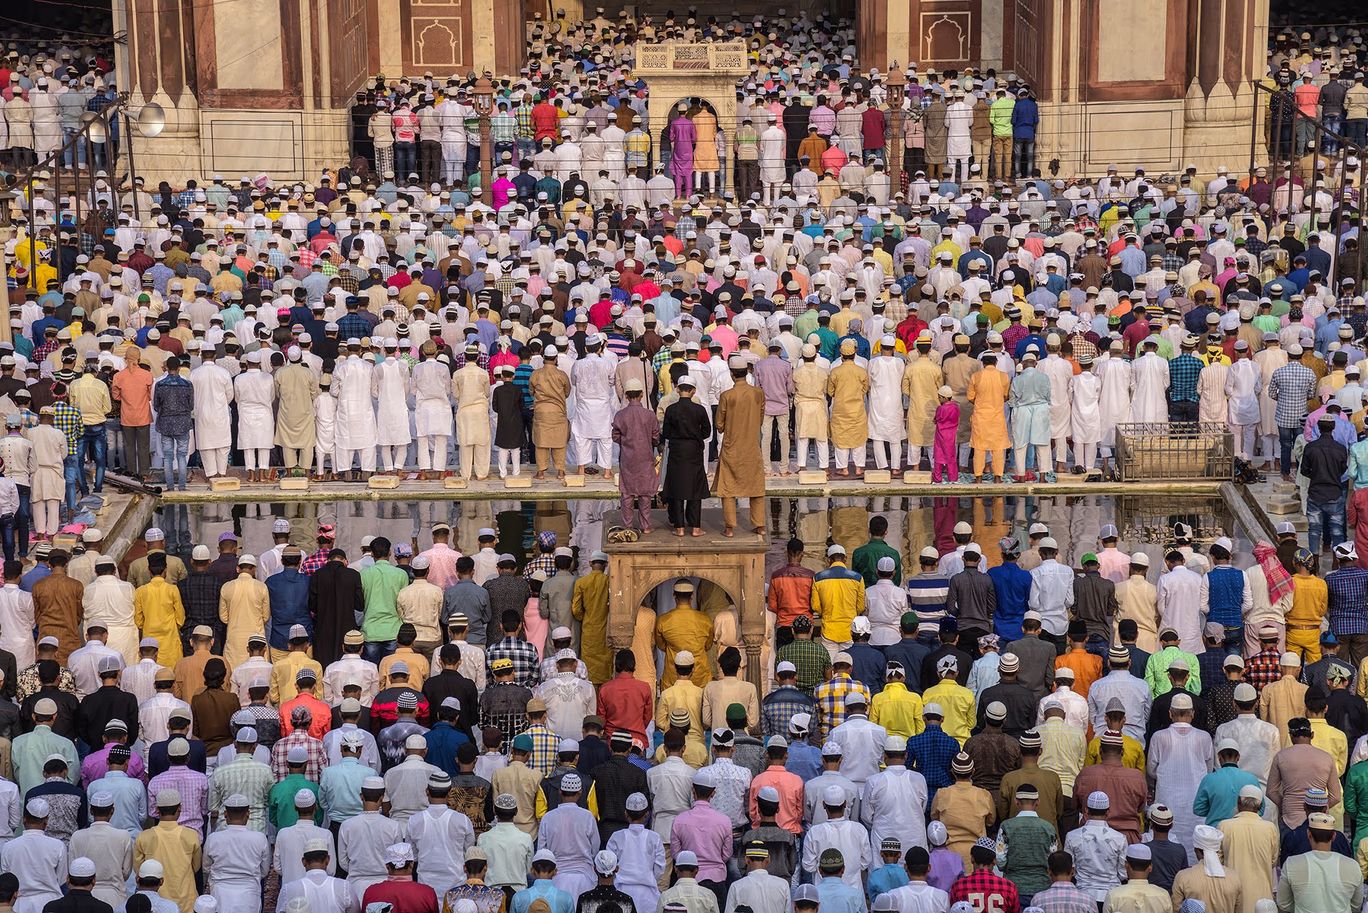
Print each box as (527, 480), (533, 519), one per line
(611, 402), (662, 498)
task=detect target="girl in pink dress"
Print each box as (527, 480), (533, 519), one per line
(523, 570), (549, 659)
(932, 385), (960, 483)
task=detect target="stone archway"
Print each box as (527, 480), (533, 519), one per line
(604, 525), (768, 694)
(634, 41), (750, 141)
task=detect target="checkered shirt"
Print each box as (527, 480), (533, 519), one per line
(1031, 881), (1093, 913)
(813, 672), (871, 740)
(777, 638), (834, 697)
(486, 636), (541, 687)
(1168, 353), (1203, 403)
(54, 402), (83, 454)
(518, 722), (560, 776)
(760, 685), (817, 741)
(1269, 362), (1318, 428)
(1327, 566), (1368, 636)
(907, 723), (961, 789)
(301, 548), (330, 576)
(948, 868), (1020, 913)
(1245, 648), (1284, 692)
(270, 730), (328, 781)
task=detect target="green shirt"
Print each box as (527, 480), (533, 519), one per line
(852, 539), (902, 587)
(1349, 439), (1368, 488)
(268, 773), (321, 829)
(13, 725), (79, 795)
(1143, 646), (1202, 697)
(361, 560), (409, 642)
(989, 97), (1016, 136)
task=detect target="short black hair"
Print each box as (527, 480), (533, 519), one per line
(1048, 851), (1074, 876)
(869, 515), (888, 536)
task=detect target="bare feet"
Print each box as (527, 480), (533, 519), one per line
(691, 528), (704, 537)
(674, 528), (685, 537)
(534, 472), (546, 480)
(722, 528), (735, 538)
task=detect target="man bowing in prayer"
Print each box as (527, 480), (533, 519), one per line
(713, 356), (766, 538)
(661, 376), (711, 538)
(612, 379), (661, 533)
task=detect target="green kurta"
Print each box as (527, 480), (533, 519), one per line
(274, 363), (320, 449)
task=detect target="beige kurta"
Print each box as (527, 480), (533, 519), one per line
(942, 353), (981, 442)
(1115, 576), (1161, 653)
(27, 423), (67, 503)
(1218, 811), (1278, 913)
(1259, 676), (1309, 747)
(712, 381), (766, 497)
(826, 360), (870, 449)
(903, 357), (944, 446)
(794, 363), (831, 440)
(273, 363), (320, 449)
(930, 781), (997, 870)
(967, 366), (1011, 451)
(529, 365), (571, 448)
(218, 572), (270, 669)
(1170, 865), (1243, 913)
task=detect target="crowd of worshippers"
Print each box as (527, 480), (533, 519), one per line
(0, 505), (1364, 913)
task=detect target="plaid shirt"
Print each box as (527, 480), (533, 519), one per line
(1161, 252), (1184, 273)
(518, 722), (559, 776)
(1327, 566), (1368, 636)
(53, 403), (84, 454)
(1168, 353), (1203, 403)
(336, 313), (372, 340)
(486, 636), (541, 687)
(270, 730), (328, 781)
(242, 703), (282, 747)
(948, 868), (1021, 913)
(301, 548), (330, 576)
(479, 682), (532, 752)
(907, 723), (961, 789)
(777, 638), (833, 696)
(207, 755), (275, 831)
(813, 672), (871, 740)
(1245, 648), (1284, 692)
(177, 571), (223, 632)
(1269, 362), (1318, 428)
(515, 105), (535, 141)
(760, 685), (816, 740)
(522, 554), (555, 581)
(1031, 881), (1094, 913)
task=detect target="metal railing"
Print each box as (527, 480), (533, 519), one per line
(1114, 422), (1235, 482)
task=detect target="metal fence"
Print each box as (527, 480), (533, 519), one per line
(1114, 422), (1235, 482)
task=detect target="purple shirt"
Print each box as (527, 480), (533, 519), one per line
(146, 765), (210, 835)
(927, 847), (965, 893)
(669, 799), (733, 883)
(81, 744), (146, 788)
(753, 355), (796, 416)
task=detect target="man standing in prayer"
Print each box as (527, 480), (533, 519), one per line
(713, 357), (766, 538)
(611, 380), (660, 533)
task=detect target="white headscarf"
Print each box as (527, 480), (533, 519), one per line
(1193, 825), (1226, 876)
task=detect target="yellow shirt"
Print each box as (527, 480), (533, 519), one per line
(1289, 574), (1329, 627)
(869, 681), (926, 737)
(1085, 734), (1146, 770)
(269, 651), (325, 705)
(654, 607), (715, 688)
(1037, 717), (1087, 791)
(922, 679), (976, 746)
(654, 680), (708, 767)
(378, 646), (430, 690)
(133, 578), (186, 667)
(134, 820), (202, 913)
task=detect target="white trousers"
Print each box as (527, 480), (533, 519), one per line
(34, 499), (60, 536)
(834, 446), (866, 470)
(243, 448), (271, 471)
(379, 446), (406, 472)
(574, 435), (612, 470)
(338, 447), (377, 472)
(1232, 424), (1257, 460)
(497, 447), (521, 477)
(314, 446), (335, 473)
(1052, 436), (1069, 466)
(907, 445), (924, 469)
(871, 439), (903, 469)
(417, 435), (449, 472)
(200, 447), (229, 477)
(1015, 444), (1052, 475)
(797, 438), (829, 469)
(1076, 442), (1097, 470)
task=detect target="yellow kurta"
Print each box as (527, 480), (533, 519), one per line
(691, 109), (720, 171)
(270, 652), (325, 705)
(134, 820), (202, 913)
(571, 569), (611, 685)
(529, 366), (571, 448)
(930, 781), (997, 870)
(1114, 577), (1160, 653)
(922, 679), (977, 746)
(1218, 811), (1278, 913)
(967, 366), (1011, 450)
(218, 572), (270, 670)
(903, 357), (944, 445)
(826, 360), (870, 449)
(655, 606), (715, 688)
(133, 578), (186, 667)
(870, 681), (926, 736)
(794, 363), (831, 440)
(1258, 675), (1308, 747)
(490, 759), (545, 838)
(654, 680), (708, 766)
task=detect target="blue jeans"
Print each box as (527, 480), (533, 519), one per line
(1307, 494), (1347, 555)
(61, 126), (86, 167)
(80, 425), (106, 493)
(1013, 138), (1035, 177)
(1279, 426), (1300, 477)
(363, 639), (397, 664)
(394, 142), (416, 179)
(161, 435), (189, 490)
(14, 485), (29, 558)
(0, 513), (15, 563)
(62, 454), (81, 515)
(1322, 114), (1344, 152)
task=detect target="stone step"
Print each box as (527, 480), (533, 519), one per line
(1264, 497), (1304, 515)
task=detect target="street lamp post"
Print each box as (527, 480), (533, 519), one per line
(886, 63), (907, 194)
(472, 75), (495, 190)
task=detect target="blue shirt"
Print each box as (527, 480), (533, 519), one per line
(867, 864), (910, 904)
(988, 562), (1033, 641)
(20, 564), (50, 593)
(817, 875), (867, 913)
(848, 643), (887, 696)
(907, 724), (959, 793)
(265, 569), (312, 649)
(1327, 565), (1368, 636)
(88, 770), (147, 837)
(511, 880), (574, 913)
(1205, 566), (1246, 628)
(1192, 764), (1263, 825)
(423, 721), (471, 777)
(785, 740), (823, 782)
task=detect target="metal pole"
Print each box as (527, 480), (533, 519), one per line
(26, 181), (37, 292)
(53, 157), (63, 284)
(126, 111), (140, 223)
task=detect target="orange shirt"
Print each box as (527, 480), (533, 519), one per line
(748, 765), (805, 834)
(111, 364), (154, 426)
(1055, 648), (1104, 698)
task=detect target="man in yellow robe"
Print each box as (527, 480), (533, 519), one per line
(571, 550), (611, 684)
(133, 553), (187, 668)
(655, 580), (715, 688)
(827, 340), (870, 478)
(967, 352), (1012, 481)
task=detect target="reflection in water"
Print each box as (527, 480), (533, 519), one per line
(146, 494), (1256, 579)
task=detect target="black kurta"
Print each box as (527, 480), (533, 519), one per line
(661, 398), (712, 500)
(308, 560), (365, 667)
(492, 382), (525, 449)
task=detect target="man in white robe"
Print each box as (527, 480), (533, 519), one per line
(1039, 340), (1074, 473)
(604, 795), (665, 913)
(332, 346), (378, 478)
(859, 737), (928, 858)
(202, 796), (271, 913)
(315, 373), (339, 480)
(407, 773), (476, 894)
(1129, 339), (1170, 423)
(1198, 357), (1231, 426)
(867, 340), (906, 472)
(1225, 343), (1263, 463)
(536, 775), (599, 899)
(759, 115), (787, 206)
(1145, 694), (1214, 863)
(2, 798), (64, 913)
(273, 792), (336, 884)
(439, 96), (469, 184)
(1070, 355), (1103, 472)
(1097, 345), (1132, 472)
(800, 788), (870, 890)
(601, 121), (627, 181)
(372, 341), (412, 472)
(233, 352), (276, 482)
(723, 843), (790, 913)
(1254, 335), (1287, 469)
(276, 839), (357, 913)
(570, 336), (616, 479)
(190, 349), (235, 479)
(411, 346), (453, 477)
(1157, 551), (1208, 655)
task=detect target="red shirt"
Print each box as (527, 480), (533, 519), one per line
(531, 102), (560, 142)
(363, 878), (438, 913)
(597, 672), (653, 744)
(949, 869), (1021, 913)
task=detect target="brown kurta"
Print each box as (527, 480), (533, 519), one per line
(33, 571), (84, 663)
(827, 360), (870, 449)
(930, 781), (998, 870)
(529, 365), (571, 448)
(1170, 865), (1243, 913)
(273, 362), (320, 449)
(903, 357), (944, 446)
(712, 380), (766, 498)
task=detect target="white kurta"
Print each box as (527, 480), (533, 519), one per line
(867, 356), (907, 441)
(234, 370), (277, 450)
(69, 821), (134, 907)
(338, 810), (406, 898)
(801, 817), (871, 889)
(332, 357), (378, 451)
(605, 824), (665, 913)
(537, 803), (599, 899)
(204, 825), (271, 913)
(1071, 371), (1102, 444)
(372, 358), (413, 446)
(1, 830), (65, 913)
(1254, 348), (1288, 435)
(570, 353), (615, 440)
(1097, 357), (1133, 448)
(277, 870), (358, 913)
(1130, 353), (1170, 423)
(723, 869), (791, 913)
(1198, 362), (1230, 425)
(407, 805), (475, 894)
(411, 360), (454, 437)
(1226, 359), (1263, 426)
(1146, 722), (1214, 864)
(0, 585), (36, 669)
(1040, 355), (1074, 438)
(1157, 565), (1208, 654)
(945, 102), (974, 158)
(759, 126), (787, 184)
(274, 821), (336, 884)
(191, 362), (236, 450)
(859, 765), (929, 857)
